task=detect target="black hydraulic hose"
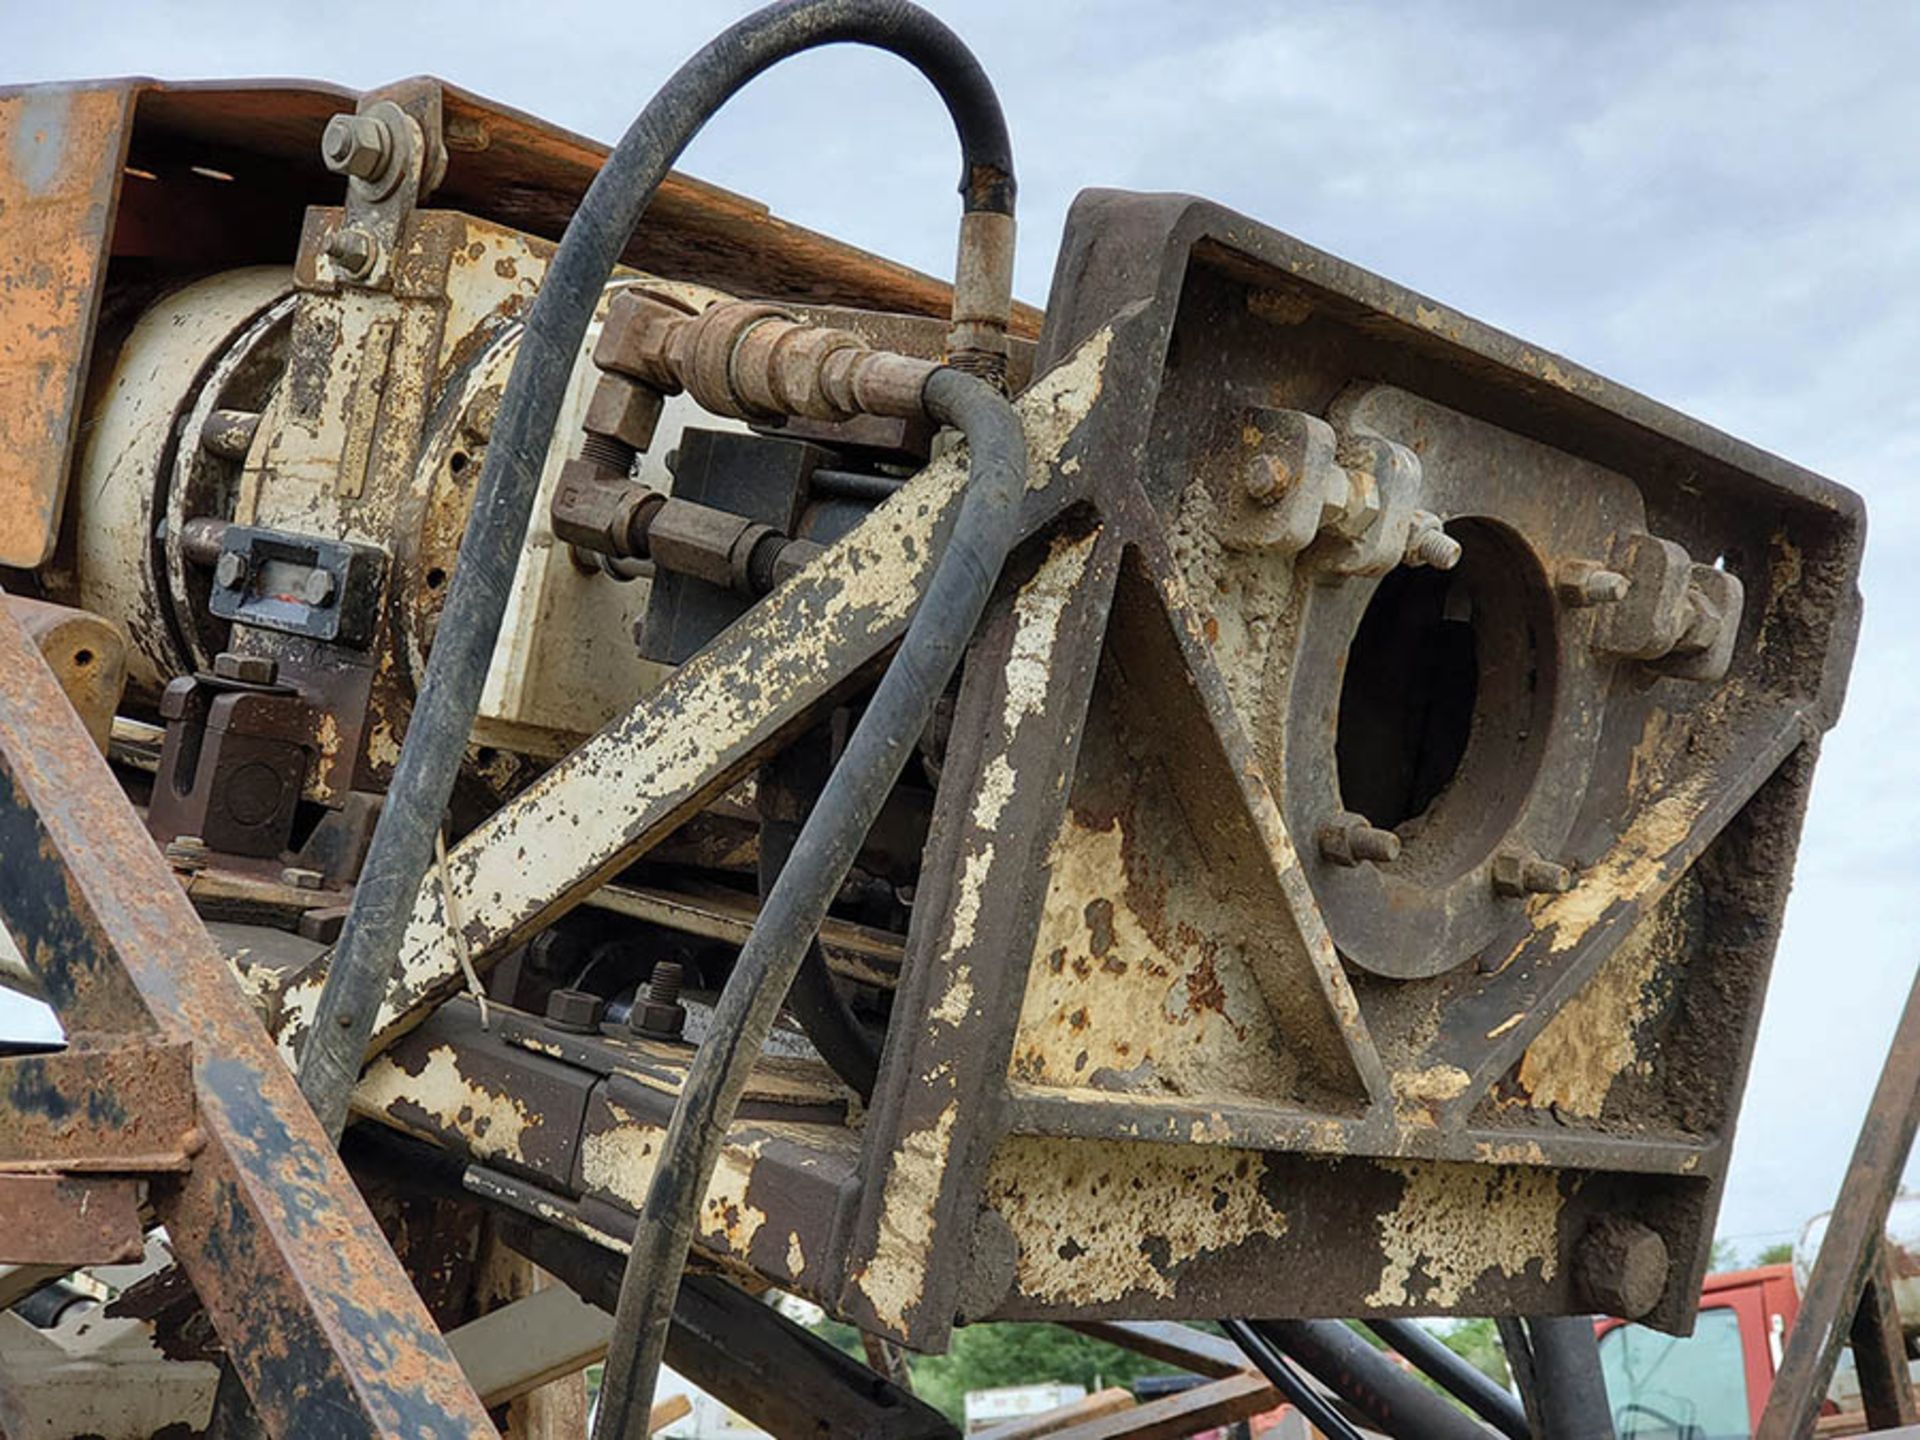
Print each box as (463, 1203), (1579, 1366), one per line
(592, 369), (1025, 1437)
(1223, 1319), (1367, 1440)
(1257, 1319), (1499, 1440)
(294, 0), (1015, 1145)
(757, 737), (881, 1100)
(1522, 1317), (1616, 1440)
(1369, 1319), (1531, 1440)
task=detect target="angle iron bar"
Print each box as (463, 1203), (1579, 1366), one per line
(0, 596), (493, 1437)
(1758, 965), (1920, 1439)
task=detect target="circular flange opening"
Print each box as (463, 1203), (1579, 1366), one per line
(1334, 518), (1554, 880)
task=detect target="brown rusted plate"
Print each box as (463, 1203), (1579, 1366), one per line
(0, 1039), (195, 1172)
(0, 85), (131, 569)
(0, 1173), (145, 1265)
(0, 593), (495, 1436)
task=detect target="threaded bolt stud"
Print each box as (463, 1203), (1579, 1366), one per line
(1404, 512), (1461, 570)
(1318, 814), (1402, 867)
(1557, 560), (1631, 607)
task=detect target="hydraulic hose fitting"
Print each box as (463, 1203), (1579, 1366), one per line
(947, 207), (1015, 388)
(595, 291), (943, 423)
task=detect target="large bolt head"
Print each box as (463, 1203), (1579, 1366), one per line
(213, 551), (248, 589)
(321, 113), (394, 183)
(1574, 1217), (1670, 1320)
(212, 651), (278, 686)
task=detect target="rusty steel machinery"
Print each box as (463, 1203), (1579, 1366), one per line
(0, 2), (1870, 1436)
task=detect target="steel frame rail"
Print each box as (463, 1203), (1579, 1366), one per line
(0, 596), (491, 1436)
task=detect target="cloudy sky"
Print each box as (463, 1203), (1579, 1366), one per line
(6, 0), (1917, 1267)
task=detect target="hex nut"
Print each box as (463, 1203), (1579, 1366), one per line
(280, 867), (324, 891)
(632, 961), (687, 1040)
(633, 1000), (686, 1040)
(1573, 1217), (1669, 1320)
(212, 651), (279, 686)
(213, 551), (248, 590)
(593, 288), (698, 390)
(326, 227), (379, 281)
(583, 374), (667, 452)
(1324, 466), (1383, 541)
(321, 113), (395, 184)
(544, 987), (605, 1035)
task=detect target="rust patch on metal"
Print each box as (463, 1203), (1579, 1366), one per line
(0, 85), (131, 567)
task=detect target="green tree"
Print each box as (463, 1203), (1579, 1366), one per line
(1437, 1318), (1512, 1386)
(1756, 1241), (1795, 1266)
(906, 1324), (1176, 1423)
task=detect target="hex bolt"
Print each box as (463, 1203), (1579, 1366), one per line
(320, 113), (395, 184)
(326, 226), (379, 281)
(1492, 849), (1574, 897)
(213, 551), (249, 590)
(1244, 454), (1293, 505)
(280, 866), (324, 891)
(544, 987), (605, 1035)
(1403, 512), (1462, 570)
(632, 960), (687, 1040)
(1317, 813), (1401, 867)
(1557, 559), (1631, 608)
(300, 568), (338, 606)
(1573, 1217), (1670, 1320)
(212, 651), (279, 686)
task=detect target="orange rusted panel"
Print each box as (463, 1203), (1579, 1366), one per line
(0, 84), (133, 569)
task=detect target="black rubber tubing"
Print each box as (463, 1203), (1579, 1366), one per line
(592, 367), (1025, 1436)
(1256, 1319), (1499, 1440)
(1521, 1316), (1617, 1440)
(295, 0), (1015, 1145)
(1368, 1318), (1531, 1440)
(1223, 1319), (1367, 1440)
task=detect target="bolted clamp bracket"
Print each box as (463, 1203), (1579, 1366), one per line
(319, 96), (430, 288)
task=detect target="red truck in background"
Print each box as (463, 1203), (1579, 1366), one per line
(1597, 1265), (1802, 1439)
(1597, 1195), (1920, 1440)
